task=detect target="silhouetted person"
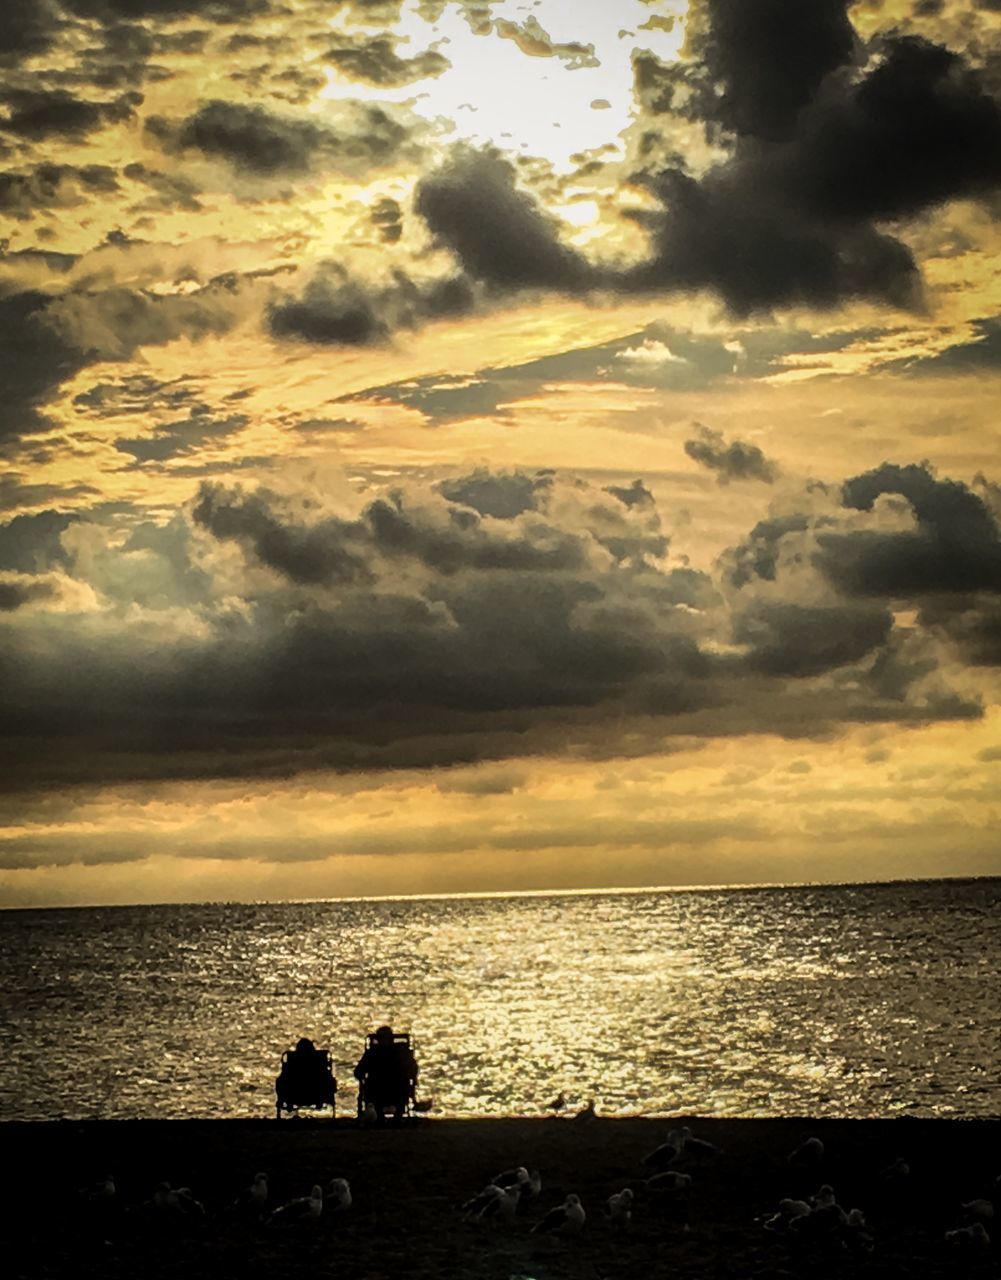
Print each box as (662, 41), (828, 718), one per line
(275, 1037), (336, 1116)
(354, 1025), (418, 1124)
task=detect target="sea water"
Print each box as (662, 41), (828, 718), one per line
(1, 877), (998, 1121)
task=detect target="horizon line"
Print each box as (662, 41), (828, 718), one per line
(2, 871), (997, 913)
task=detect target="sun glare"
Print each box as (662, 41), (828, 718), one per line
(319, 0), (687, 170)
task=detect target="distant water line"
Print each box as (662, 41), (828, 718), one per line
(1, 877), (998, 1121)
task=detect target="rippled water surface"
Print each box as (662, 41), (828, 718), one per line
(1, 879), (999, 1120)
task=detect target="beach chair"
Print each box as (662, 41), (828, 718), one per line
(355, 1031), (421, 1122)
(275, 1040), (337, 1119)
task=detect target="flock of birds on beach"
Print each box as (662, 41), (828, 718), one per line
(70, 1114), (1000, 1267)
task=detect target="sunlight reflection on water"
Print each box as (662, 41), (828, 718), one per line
(1, 879), (998, 1120)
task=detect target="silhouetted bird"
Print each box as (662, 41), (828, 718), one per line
(573, 1098), (596, 1122)
(268, 1184), (322, 1226)
(546, 1091), (566, 1114)
(532, 1193), (585, 1234)
(605, 1187), (633, 1229)
(788, 1136), (825, 1169)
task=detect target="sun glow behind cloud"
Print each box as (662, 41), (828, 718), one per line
(320, 0), (686, 169)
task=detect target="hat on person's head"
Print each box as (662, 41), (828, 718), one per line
(375, 1025), (394, 1043)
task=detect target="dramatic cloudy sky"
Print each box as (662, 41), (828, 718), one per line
(1, 0), (1000, 907)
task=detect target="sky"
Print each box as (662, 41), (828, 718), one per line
(1, 0), (1000, 908)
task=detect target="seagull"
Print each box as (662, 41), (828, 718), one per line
(326, 1178), (352, 1214)
(146, 1182), (187, 1216)
(573, 1099), (597, 1123)
(762, 1197), (812, 1233)
(961, 1198), (995, 1222)
(945, 1222), (991, 1250)
(268, 1184), (323, 1226)
(78, 1174), (116, 1203)
(462, 1184), (520, 1222)
(878, 1156), (910, 1184)
(788, 1137), (825, 1169)
(492, 1166), (529, 1190)
(642, 1131), (683, 1170)
(225, 1172), (268, 1218)
(532, 1193), (585, 1235)
(645, 1170), (692, 1194)
(678, 1126), (719, 1161)
(546, 1091), (566, 1115)
(174, 1187), (205, 1218)
(605, 1188), (633, 1229)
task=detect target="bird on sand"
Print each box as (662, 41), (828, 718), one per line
(268, 1184), (323, 1226)
(945, 1222), (991, 1250)
(645, 1170), (692, 1195)
(546, 1091), (566, 1115)
(573, 1098), (597, 1123)
(146, 1182), (203, 1218)
(78, 1174), (116, 1203)
(462, 1183), (520, 1222)
(325, 1178), (352, 1214)
(605, 1188), (633, 1229)
(226, 1172), (268, 1219)
(788, 1136), (825, 1169)
(642, 1130), (683, 1170)
(492, 1166), (542, 1200)
(532, 1193), (586, 1235)
(678, 1126), (719, 1161)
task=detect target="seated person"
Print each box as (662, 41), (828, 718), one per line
(276, 1037), (337, 1111)
(354, 1025), (418, 1123)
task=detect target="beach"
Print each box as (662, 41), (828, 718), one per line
(6, 1116), (998, 1279)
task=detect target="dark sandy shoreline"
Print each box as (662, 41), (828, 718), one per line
(6, 1116), (999, 1279)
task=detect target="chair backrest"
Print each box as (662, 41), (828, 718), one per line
(366, 1031), (411, 1050)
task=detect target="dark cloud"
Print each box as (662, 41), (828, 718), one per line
(684, 424), (779, 484)
(687, 0), (857, 142)
(0, 163), (118, 218)
(0, 1), (61, 62)
(415, 150), (592, 293)
(268, 264), (474, 347)
(0, 508), (75, 572)
(0, 290), (91, 445)
(734, 600), (893, 677)
(369, 195), (403, 243)
(0, 464), (994, 792)
(0, 574), (57, 611)
(623, 28), (1001, 312)
(882, 316), (1001, 374)
(324, 33), (450, 86)
(63, 0), (269, 18)
(817, 462), (1001, 597)
(148, 98), (412, 176)
(0, 89), (142, 140)
(114, 407), (249, 464)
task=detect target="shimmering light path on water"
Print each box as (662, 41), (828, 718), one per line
(1, 878), (998, 1120)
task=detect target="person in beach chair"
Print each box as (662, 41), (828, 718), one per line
(275, 1037), (337, 1119)
(354, 1026), (419, 1125)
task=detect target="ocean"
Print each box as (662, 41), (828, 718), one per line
(1, 877), (998, 1122)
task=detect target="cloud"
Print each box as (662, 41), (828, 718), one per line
(147, 98), (415, 176)
(0, 163), (119, 218)
(267, 263), (474, 346)
(415, 149), (592, 292)
(0, 88), (142, 140)
(0, 1), (61, 63)
(684, 424), (779, 484)
(494, 15), (599, 69)
(0, 463), (994, 794)
(0, 573), (58, 611)
(324, 33), (450, 86)
(623, 25), (1001, 312)
(818, 462), (1001, 596)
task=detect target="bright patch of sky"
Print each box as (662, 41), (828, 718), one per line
(320, 0), (687, 169)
